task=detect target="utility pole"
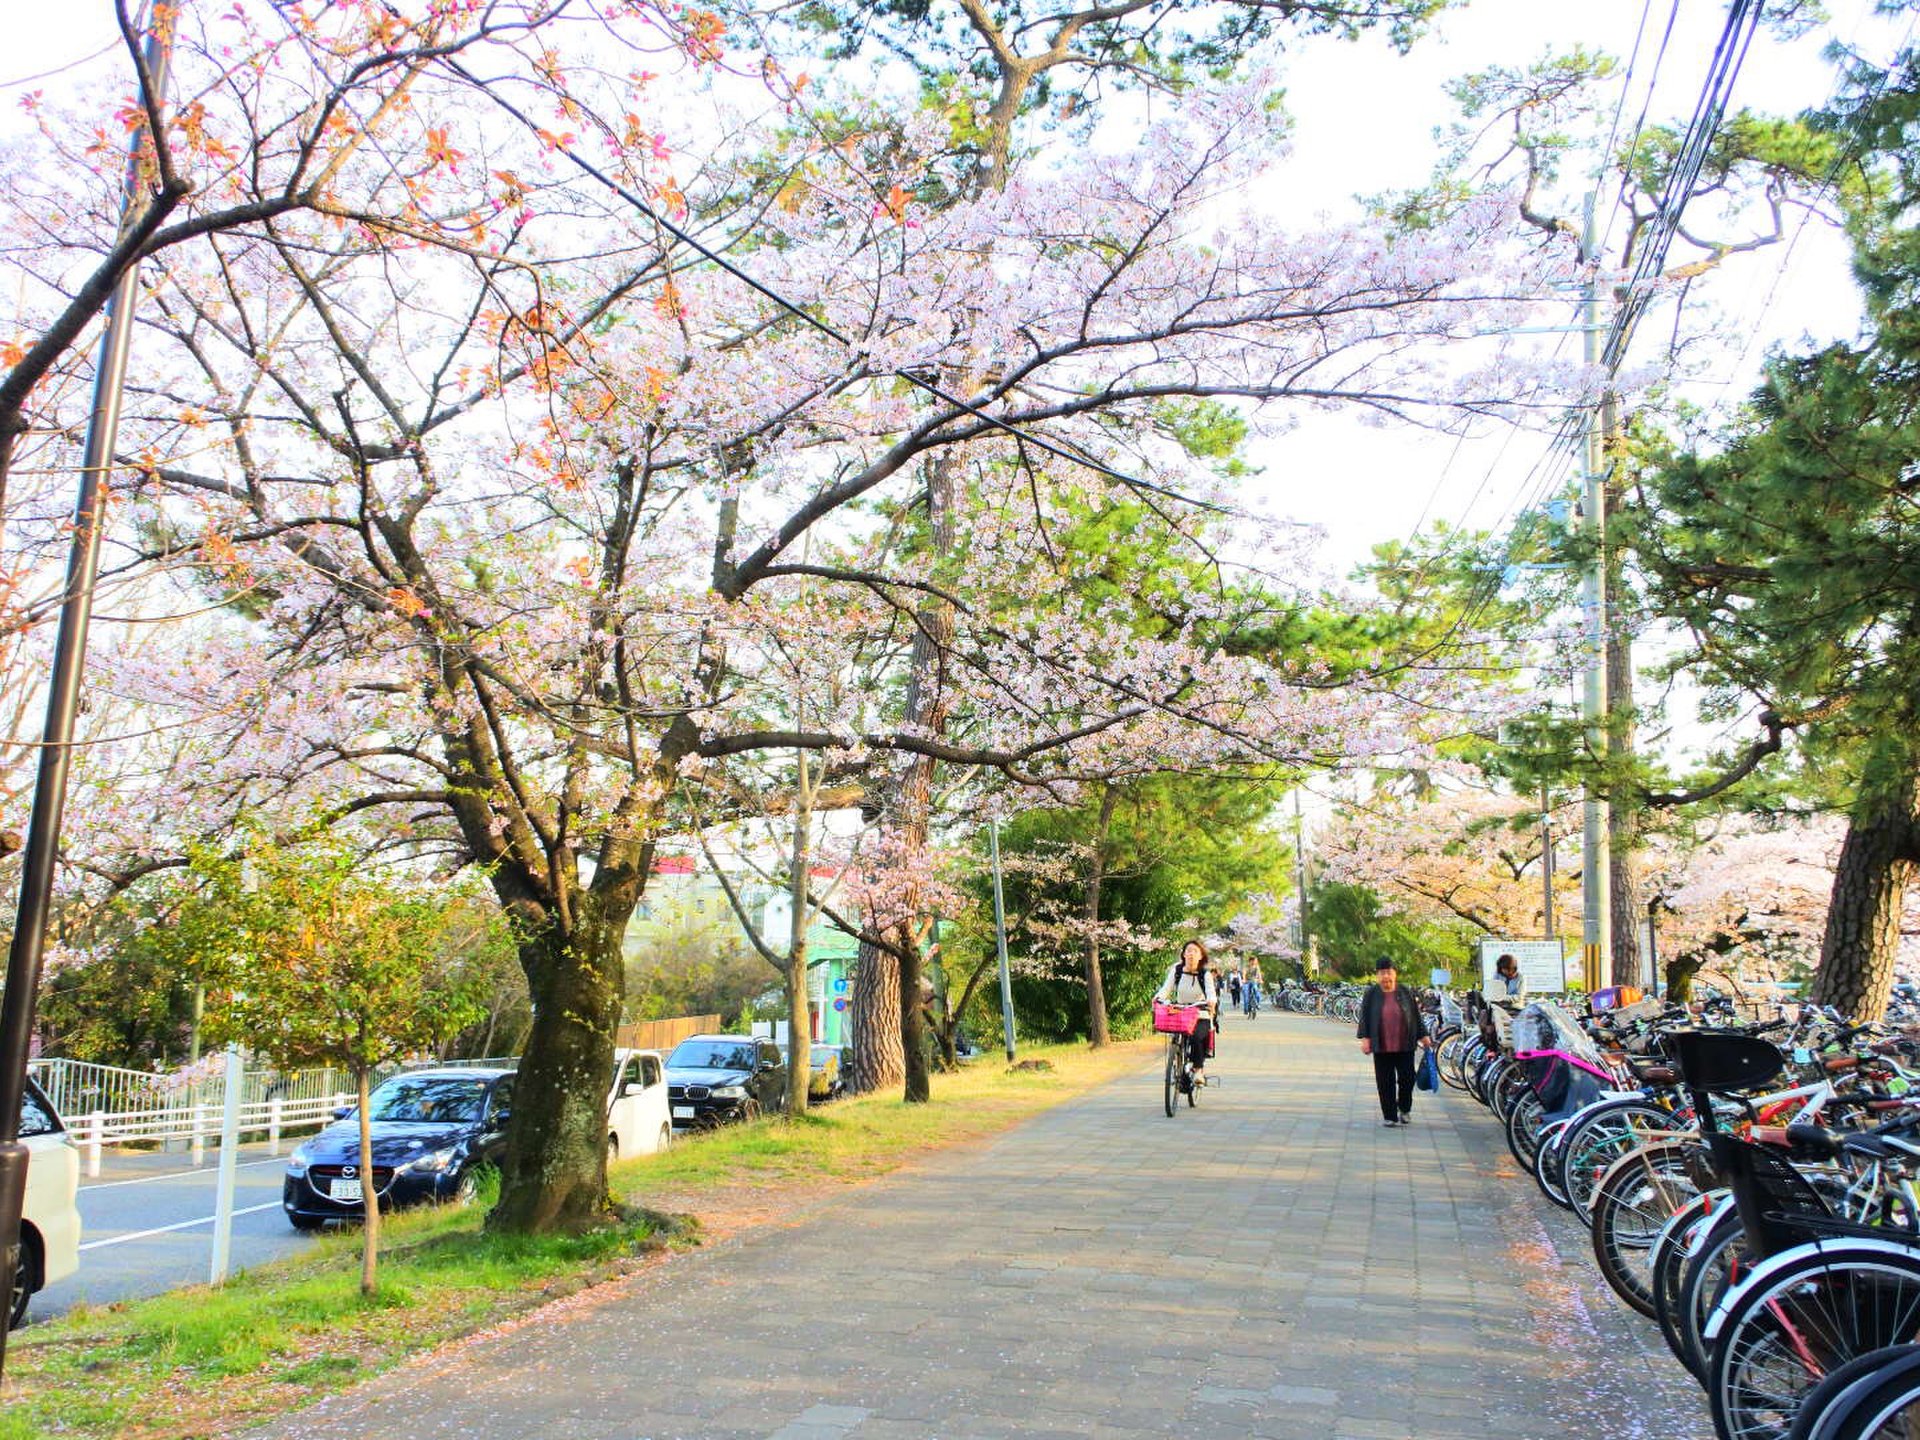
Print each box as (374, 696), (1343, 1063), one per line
(0, 14), (173, 1386)
(1579, 197), (1612, 994)
(1540, 782), (1556, 941)
(1292, 793), (1311, 970)
(989, 820), (1015, 1063)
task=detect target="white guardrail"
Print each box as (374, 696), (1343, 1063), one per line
(28, 1057), (354, 1178)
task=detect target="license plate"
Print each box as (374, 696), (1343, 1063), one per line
(330, 1178), (363, 1202)
(672, 1106), (695, 1119)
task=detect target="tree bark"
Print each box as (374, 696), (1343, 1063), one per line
(1082, 783), (1116, 1047)
(1809, 746), (1920, 1021)
(489, 897), (631, 1232)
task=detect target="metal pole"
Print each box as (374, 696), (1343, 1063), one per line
(989, 821), (1015, 1063)
(1579, 196), (1612, 993)
(209, 1044), (243, 1284)
(0, 18), (173, 1384)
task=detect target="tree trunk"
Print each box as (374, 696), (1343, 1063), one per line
(1664, 954), (1705, 1003)
(848, 939), (903, 1094)
(356, 1063), (377, 1296)
(1809, 749), (1919, 1021)
(848, 449), (957, 1102)
(1082, 783), (1116, 1047)
(489, 902), (628, 1232)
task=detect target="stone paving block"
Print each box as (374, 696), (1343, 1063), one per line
(248, 1017), (1711, 1440)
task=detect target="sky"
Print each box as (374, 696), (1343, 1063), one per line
(3, 0), (1899, 575)
(1250, 0), (1905, 573)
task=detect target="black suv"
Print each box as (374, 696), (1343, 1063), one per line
(664, 1035), (786, 1128)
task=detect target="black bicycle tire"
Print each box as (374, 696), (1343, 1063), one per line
(1675, 1209), (1747, 1386)
(1588, 1139), (1707, 1319)
(1164, 1036), (1178, 1118)
(1651, 1190), (1727, 1377)
(1805, 1344), (1920, 1440)
(1531, 1119), (1576, 1211)
(1505, 1091), (1545, 1171)
(1563, 1102), (1686, 1225)
(1708, 1247), (1920, 1440)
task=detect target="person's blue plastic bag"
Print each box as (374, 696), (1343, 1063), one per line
(1416, 1048), (1439, 1093)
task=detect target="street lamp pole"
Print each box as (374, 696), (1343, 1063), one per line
(0, 17), (173, 1383)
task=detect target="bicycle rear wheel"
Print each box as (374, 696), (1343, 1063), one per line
(1505, 1091), (1545, 1171)
(1589, 1138), (1707, 1319)
(1789, 1343), (1920, 1440)
(1708, 1244), (1920, 1440)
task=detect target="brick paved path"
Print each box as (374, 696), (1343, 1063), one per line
(262, 1015), (1708, 1440)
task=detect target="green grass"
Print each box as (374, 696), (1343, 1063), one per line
(5, 1039), (1147, 1439)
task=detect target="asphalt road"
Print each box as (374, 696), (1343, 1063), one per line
(31, 1139), (315, 1323)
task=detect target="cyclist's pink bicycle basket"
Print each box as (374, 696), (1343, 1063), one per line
(1152, 1000), (1201, 1035)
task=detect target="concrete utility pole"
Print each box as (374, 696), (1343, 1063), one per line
(1292, 792), (1310, 962)
(0, 14), (173, 1385)
(1579, 198), (1612, 993)
(989, 821), (1016, 1062)
(1540, 782), (1556, 941)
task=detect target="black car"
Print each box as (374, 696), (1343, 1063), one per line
(281, 1068), (515, 1230)
(664, 1034), (786, 1128)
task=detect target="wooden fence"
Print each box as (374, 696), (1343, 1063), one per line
(616, 1014), (722, 1052)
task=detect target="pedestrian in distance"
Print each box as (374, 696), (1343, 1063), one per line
(1228, 970), (1243, 1008)
(1494, 953), (1524, 998)
(1155, 940), (1220, 1088)
(1356, 960), (1431, 1127)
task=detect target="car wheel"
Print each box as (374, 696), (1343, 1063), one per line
(657, 1123), (672, 1152)
(8, 1242), (33, 1330)
(288, 1211), (327, 1233)
(450, 1168), (479, 1207)
(740, 1099), (762, 1123)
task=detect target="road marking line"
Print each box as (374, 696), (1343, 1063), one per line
(80, 1158), (285, 1190)
(78, 1201), (284, 1250)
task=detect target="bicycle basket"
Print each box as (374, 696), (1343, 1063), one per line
(1706, 1131), (1836, 1259)
(1670, 1031), (1786, 1093)
(1152, 1000), (1200, 1036)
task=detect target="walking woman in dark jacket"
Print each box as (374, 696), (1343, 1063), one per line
(1355, 960), (1431, 1127)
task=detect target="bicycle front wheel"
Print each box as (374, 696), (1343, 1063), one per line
(1164, 1037), (1179, 1118)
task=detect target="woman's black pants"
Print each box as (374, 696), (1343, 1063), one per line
(1186, 1018), (1213, 1069)
(1372, 1050), (1416, 1120)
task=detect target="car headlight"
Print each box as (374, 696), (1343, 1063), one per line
(400, 1148), (458, 1175)
(287, 1143), (314, 1176)
(712, 1085), (748, 1099)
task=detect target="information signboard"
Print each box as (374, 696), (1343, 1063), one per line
(1474, 938), (1575, 994)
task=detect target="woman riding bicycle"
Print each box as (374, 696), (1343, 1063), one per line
(1155, 939), (1219, 1087)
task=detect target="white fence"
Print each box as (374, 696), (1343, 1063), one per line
(28, 1057), (354, 1178)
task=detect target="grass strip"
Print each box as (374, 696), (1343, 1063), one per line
(5, 1039), (1149, 1439)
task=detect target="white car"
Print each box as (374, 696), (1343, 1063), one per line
(605, 1049), (672, 1161)
(13, 1076), (80, 1328)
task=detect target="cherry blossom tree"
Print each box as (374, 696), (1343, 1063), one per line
(12, 3), (1594, 1231)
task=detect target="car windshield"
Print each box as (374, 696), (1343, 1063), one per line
(669, 1041), (756, 1070)
(365, 1076), (488, 1124)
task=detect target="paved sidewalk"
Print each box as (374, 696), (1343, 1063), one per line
(260, 1016), (1708, 1440)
